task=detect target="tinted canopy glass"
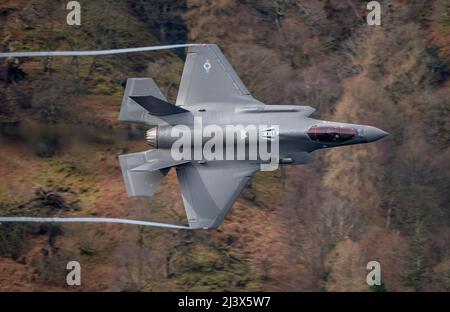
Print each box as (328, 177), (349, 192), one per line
(307, 125), (358, 144)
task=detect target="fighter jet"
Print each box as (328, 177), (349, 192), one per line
(118, 44), (388, 229)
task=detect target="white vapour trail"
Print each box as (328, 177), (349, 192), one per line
(0, 43), (200, 58)
(0, 217), (191, 230)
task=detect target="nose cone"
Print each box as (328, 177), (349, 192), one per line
(365, 126), (388, 142)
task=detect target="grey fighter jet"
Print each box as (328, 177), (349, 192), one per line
(118, 44), (388, 230)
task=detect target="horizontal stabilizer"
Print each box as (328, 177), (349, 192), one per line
(130, 95), (189, 116)
(119, 150), (190, 197)
(130, 161), (186, 172)
(119, 151), (169, 197)
(119, 78), (169, 125)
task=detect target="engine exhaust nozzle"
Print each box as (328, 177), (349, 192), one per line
(146, 128), (157, 148)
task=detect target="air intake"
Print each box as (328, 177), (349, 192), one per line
(146, 128), (157, 148)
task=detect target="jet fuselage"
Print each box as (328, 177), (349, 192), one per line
(150, 104), (388, 165)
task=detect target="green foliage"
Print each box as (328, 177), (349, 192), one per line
(405, 216), (428, 291)
(79, 246), (97, 257)
(0, 224), (30, 259)
(168, 238), (252, 291)
(369, 283), (388, 292)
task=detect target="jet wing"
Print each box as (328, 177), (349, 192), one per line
(176, 162), (259, 229)
(176, 44), (263, 107)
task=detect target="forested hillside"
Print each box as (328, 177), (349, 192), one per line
(0, 0), (449, 291)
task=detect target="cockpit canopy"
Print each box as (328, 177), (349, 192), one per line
(307, 125), (358, 144)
